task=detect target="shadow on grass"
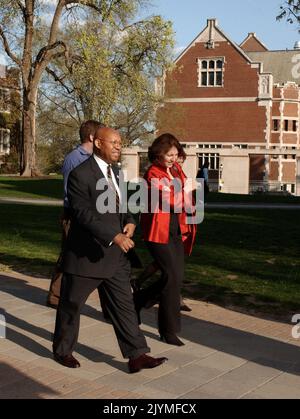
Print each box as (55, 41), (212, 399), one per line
(206, 192), (300, 204)
(181, 282), (300, 323)
(0, 254), (56, 278)
(200, 209), (300, 256)
(0, 178), (63, 200)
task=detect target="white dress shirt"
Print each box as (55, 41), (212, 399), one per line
(93, 154), (121, 202)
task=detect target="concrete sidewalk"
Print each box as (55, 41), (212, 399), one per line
(1, 270), (300, 399)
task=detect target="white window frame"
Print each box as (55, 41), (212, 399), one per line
(0, 128), (10, 154)
(198, 153), (220, 170)
(197, 57), (224, 88)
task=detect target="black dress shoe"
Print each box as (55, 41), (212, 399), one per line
(53, 354), (81, 368)
(160, 333), (185, 347)
(128, 354), (168, 374)
(180, 303), (192, 312)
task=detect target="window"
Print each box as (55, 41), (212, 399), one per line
(273, 119), (280, 132)
(0, 88), (10, 112)
(0, 129), (10, 154)
(284, 120), (289, 132)
(198, 58), (224, 87)
(199, 153), (219, 170)
(233, 144), (248, 149)
(281, 184), (296, 194)
(293, 120), (297, 132)
(197, 144), (223, 149)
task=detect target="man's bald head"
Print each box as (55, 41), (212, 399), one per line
(94, 127), (122, 164)
(94, 127), (119, 141)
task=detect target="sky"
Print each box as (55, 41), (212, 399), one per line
(145, 0), (299, 53)
(0, 0), (298, 65)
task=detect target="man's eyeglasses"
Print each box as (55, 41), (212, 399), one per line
(96, 138), (122, 147)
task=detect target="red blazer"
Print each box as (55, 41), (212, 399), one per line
(140, 162), (197, 255)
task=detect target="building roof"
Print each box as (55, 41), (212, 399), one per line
(240, 33), (268, 52)
(174, 19), (300, 86)
(247, 50), (300, 85)
(175, 18), (253, 65)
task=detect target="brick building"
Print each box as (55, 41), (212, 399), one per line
(156, 19), (300, 194)
(0, 64), (21, 171)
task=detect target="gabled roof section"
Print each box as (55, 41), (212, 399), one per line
(247, 51), (300, 85)
(240, 33), (268, 52)
(174, 18), (253, 65)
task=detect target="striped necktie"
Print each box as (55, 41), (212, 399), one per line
(107, 164), (120, 212)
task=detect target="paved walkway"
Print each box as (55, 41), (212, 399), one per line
(1, 270), (300, 399)
(1, 196), (300, 210)
(0, 197), (63, 206)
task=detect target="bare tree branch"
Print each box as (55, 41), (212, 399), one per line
(0, 26), (22, 66)
(84, 1), (103, 13)
(121, 19), (150, 32)
(35, 41), (68, 66)
(40, 90), (80, 124)
(45, 66), (74, 95)
(277, 1), (300, 28)
(16, 0), (26, 16)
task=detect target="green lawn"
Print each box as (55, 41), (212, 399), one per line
(0, 204), (61, 274)
(0, 176), (63, 200)
(0, 203), (299, 317)
(185, 208), (300, 316)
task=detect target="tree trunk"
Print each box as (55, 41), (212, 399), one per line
(20, 91), (40, 177)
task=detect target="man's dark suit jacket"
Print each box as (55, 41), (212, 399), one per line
(63, 156), (136, 279)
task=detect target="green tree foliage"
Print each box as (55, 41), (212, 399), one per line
(36, 98), (78, 174)
(0, 0), (173, 175)
(42, 9), (174, 146)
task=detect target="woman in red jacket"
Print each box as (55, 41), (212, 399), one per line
(138, 133), (196, 346)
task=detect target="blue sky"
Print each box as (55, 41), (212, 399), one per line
(146, 0), (299, 52)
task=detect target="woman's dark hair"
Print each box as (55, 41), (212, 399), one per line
(178, 145), (187, 162)
(148, 133), (181, 164)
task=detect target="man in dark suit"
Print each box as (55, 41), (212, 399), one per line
(52, 127), (167, 373)
(47, 120), (106, 310)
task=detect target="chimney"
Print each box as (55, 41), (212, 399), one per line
(206, 18), (218, 49)
(207, 18), (218, 27)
